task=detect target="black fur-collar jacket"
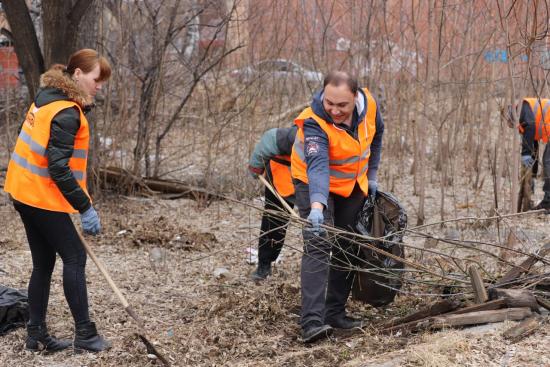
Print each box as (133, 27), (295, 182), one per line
(34, 69), (93, 213)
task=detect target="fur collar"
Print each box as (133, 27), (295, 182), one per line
(39, 69), (92, 107)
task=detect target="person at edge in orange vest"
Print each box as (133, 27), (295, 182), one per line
(248, 126), (298, 280)
(504, 98), (550, 210)
(4, 49), (112, 353)
(291, 71), (384, 343)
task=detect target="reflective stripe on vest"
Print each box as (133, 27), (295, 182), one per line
(292, 139), (369, 180)
(524, 98), (550, 143)
(291, 87), (377, 197)
(4, 100), (90, 213)
(10, 151), (85, 181)
(16, 128), (88, 169)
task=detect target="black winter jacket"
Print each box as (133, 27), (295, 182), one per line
(32, 69), (94, 213)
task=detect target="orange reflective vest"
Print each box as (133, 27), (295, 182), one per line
(524, 98), (550, 142)
(4, 101), (90, 213)
(269, 155), (294, 198)
(291, 87), (377, 197)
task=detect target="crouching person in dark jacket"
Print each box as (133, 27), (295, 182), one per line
(248, 126), (298, 280)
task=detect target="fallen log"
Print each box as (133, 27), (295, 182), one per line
(99, 166), (225, 201)
(430, 307), (532, 329)
(502, 317), (540, 343)
(495, 242), (550, 287)
(488, 288), (540, 312)
(380, 298), (461, 329)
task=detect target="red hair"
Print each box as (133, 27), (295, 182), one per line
(54, 49), (111, 82)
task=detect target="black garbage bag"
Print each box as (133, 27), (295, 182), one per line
(0, 285), (29, 336)
(351, 190), (407, 306)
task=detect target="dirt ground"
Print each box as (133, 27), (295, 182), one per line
(1, 167), (549, 366)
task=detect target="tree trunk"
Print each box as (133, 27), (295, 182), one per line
(1, 0), (45, 101)
(42, 0), (94, 67)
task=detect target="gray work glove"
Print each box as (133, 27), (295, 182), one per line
(368, 180), (378, 197)
(521, 155), (535, 168)
(306, 207), (326, 236)
(80, 206), (101, 235)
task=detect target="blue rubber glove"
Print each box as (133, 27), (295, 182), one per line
(306, 207), (326, 236)
(521, 155), (535, 168)
(368, 180), (378, 197)
(80, 206), (101, 235)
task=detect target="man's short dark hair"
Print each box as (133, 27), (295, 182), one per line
(323, 71), (359, 94)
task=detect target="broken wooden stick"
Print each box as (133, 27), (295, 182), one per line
(380, 315), (434, 335)
(468, 265), (488, 303)
(495, 242), (550, 287)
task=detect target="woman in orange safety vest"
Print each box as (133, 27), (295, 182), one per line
(4, 49), (111, 353)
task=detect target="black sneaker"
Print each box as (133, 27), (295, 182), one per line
(26, 323), (72, 352)
(250, 262), (272, 281)
(325, 314), (364, 329)
(301, 322), (333, 343)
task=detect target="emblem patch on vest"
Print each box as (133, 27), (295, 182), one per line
(24, 112), (35, 128)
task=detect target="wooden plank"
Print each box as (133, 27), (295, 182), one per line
(447, 299), (506, 315)
(380, 298), (461, 329)
(502, 317), (540, 342)
(430, 307), (532, 329)
(496, 242), (550, 286)
(488, 288), (540, 312)
(468, 265), (488, 303)
(381, 299), (503, 335)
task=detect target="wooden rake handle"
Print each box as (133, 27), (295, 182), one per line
(258, 174), (299, 218)
(75, 228), (145, 329)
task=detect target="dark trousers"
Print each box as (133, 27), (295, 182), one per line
(13, 201), (90, 326)
(258, 184), (294, 264)
(294, 181), (365, 328)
